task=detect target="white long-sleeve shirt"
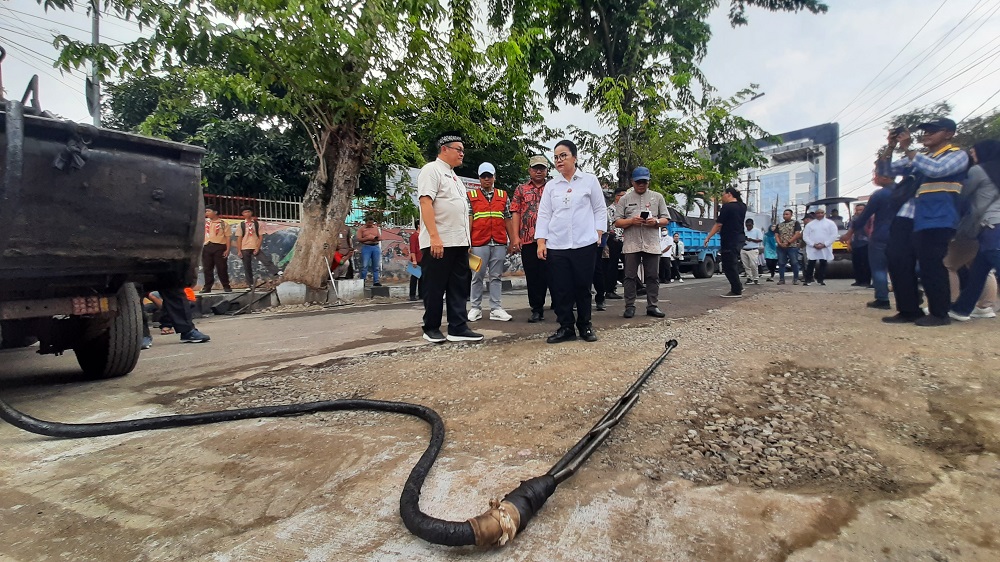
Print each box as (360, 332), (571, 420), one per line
(803, 217), (838, 261)
(535, 170), (607, 250)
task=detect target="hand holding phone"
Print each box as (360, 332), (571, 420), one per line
(640, 211), (650, 220)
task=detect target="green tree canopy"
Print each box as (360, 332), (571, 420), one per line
(488, 0), (827, 188)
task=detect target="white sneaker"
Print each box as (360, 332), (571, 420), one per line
(678, 278), (684, 283)
(971, 306), (996, 319)
(948, 310), (971, 322)
(489, 308), (513, 321)
(468, 308), (482, 322)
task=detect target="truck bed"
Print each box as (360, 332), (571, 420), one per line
(1, 102), (205, 299)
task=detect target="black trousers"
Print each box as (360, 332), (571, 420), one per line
(671, 259), (682, 280)
(521, 242), (548, 315)
(605, 237), (624, 292)
(887, 217), (921, 316)
(852, 243), (871, 285)
(720, 248), (742, 294)
(659, 257), (672, 282)
(240, 248), (279, 285)
(548, 244), (597, 332)
(421, 246), (471, 334)
(916, 228), (954, 318)
(765, 258), (777, 276)
(160, 286), (195, 335)
(592, 245), (606, 305)
(409, 272), (424, 299)
(202, 243), (230, 290)
(806, 259), (828, 283)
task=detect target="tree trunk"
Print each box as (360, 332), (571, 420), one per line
(282, 127), (365, 289)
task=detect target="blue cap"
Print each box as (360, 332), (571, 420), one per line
(631, 167), (651, 181)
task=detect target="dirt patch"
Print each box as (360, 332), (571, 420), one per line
(4, 286), (1000, 560)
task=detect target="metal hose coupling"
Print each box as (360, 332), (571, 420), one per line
(468, 475), (557, 546)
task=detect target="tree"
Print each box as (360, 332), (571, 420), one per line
(42, 0), (458, 288)
(888, 101), (1000, 149)
(103, 73), (313, 198)
(488, 0), (827, 188)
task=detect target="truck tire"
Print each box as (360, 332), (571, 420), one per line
(694, 255), (716, 279)
(74, 283), (142, 379)
(0, 320), (38, 349)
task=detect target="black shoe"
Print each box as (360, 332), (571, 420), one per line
(881, 313), (923, 324)
(646, 307), (666, 318)
(605, 292), (623, 300)
(446, 329), (484, 342)
(850, 282), (865, 287)
(867, 300), (891, 310)
(596, 301), (607, 311)
(818, 281), (826, 286)
(580, 328), (598, 342)
(720, 292), (743, 298)
(409, 296), (419, 301)
(915, 315), (950, 327)
(422, 329), (446, 343)
(528, 311), (544, 323)
(373, 282), (382, 287)
(802, 282), (811, 286)
(624, 306), (635, 318)
(547, 327), (577, 344)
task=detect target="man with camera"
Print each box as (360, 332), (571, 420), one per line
(879, 119), (969, 326)
(613, 167), (669, 318)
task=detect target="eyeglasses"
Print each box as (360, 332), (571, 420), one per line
(443, 145), (465, 154)
(553, 152), (572, 162)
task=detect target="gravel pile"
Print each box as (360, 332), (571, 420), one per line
(670, 366), (888, 488)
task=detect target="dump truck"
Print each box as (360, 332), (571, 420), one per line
(0, 59), (205, 379)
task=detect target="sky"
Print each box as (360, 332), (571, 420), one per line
(3, 0), (999, 199)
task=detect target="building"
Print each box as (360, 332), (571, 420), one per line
(740, 123), (840, 218)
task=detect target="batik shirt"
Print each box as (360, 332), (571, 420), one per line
(511, 180), (546, 244)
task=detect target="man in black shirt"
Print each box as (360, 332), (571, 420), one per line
(703, 187), (748, 297)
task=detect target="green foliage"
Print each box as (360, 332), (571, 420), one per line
(488, 0), (826, 187)
(889, 101), (1000, 149)
(102, 73), (313, 198)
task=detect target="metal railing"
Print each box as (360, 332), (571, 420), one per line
(204, 194), (303, 222)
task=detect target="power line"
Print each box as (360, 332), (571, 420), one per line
(3, 6), (131, 43)
(829, 0), (948, 123)
(842, 1), (1000, 132)
(957, 85), (1000, 122)
(839, 44), (1000, 139)
(839, 0), (997, 131)
(1, 43), (81, 92)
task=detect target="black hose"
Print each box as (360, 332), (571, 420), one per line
(0, 338), (678, 548)
(0, 397), (477, 546)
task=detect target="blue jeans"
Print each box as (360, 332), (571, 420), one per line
(869, 240), (889, 302)
(952, 226), (1000, 315)
(776, 246), (800, 281)
(360, 244), (381, 283)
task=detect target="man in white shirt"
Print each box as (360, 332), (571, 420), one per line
(417, 135), (483, 344)
(536, 139), (607, 344)
(659, 227), (675, 283)
(802, 208), (839, 286)
(741, 218), (763, 285)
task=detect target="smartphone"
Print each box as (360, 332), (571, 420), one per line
(640, 211), (650, 220)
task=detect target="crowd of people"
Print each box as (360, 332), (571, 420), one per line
(841, 119), (1000, 326)
(412, 134), (748, 345)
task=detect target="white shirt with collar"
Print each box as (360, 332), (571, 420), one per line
(535, 169), (607, 250)
(417, 158), (471, 248)
(743, 227), (763, 250)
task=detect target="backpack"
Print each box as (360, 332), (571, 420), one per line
(240, 219), (260, 237)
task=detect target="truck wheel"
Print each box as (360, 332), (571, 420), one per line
(0, 320), (38, 349)
(74, 283), (142, 379)
(694, 255), (716, 279)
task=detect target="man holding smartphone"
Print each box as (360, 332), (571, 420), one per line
(614, 167), (670, 318)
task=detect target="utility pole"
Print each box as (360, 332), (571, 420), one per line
(87, 1), (101, 127)
(739, 174), (760, 213)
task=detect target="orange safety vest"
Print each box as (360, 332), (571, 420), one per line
(468, 188), (509, 246)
